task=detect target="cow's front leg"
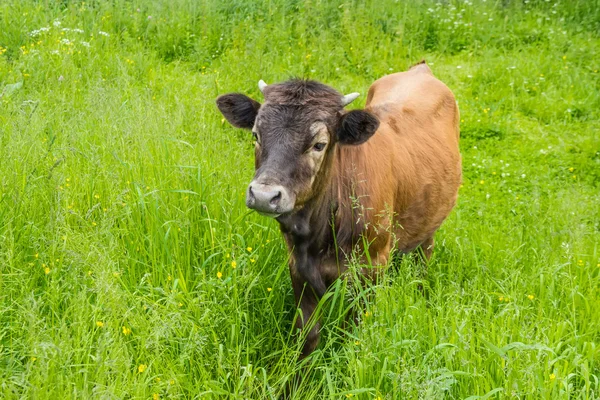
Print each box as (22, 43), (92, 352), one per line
(290, 269), (322, 359)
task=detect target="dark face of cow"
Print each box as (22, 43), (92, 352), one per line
(216, 79), (379, 217)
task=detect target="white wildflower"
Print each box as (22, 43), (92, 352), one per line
(53, 19), (61, 27)
(98, 31), (110, 37)
(29, 27), (50, 36)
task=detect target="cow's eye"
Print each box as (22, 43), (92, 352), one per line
(252, 132), (259, 142)
(313, 142), (326, 152)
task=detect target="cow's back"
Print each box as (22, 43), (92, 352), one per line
(358, 63), (461, 253)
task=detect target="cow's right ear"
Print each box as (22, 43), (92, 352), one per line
(216, 93), (261, 130)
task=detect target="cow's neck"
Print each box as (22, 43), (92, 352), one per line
(276, 149), (341, 297)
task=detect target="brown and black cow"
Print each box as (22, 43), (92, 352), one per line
(216, 61), (461, 358)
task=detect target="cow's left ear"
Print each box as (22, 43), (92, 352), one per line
(336, 110), (380, 145)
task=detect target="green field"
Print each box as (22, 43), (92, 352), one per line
(1, 0), (599, 398)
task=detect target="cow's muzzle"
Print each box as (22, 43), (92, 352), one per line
(246, 182), (294, 217)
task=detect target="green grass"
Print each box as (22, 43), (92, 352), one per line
(1, 0), (599, 398)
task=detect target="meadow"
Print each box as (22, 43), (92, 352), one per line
(1, 0), (599, 398)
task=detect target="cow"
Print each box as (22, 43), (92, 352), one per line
(216, 61), (461, 359)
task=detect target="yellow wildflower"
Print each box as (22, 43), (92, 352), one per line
(364, 311), (371, 317)
(247, 247), (252, 252)
(96, 321), (104, 327)
(44, 267), (50, 274)
(138, 364), (147, 373)
(479, 180), (485, 185)
(231, 261), (237, 269)
(267, 287), (272, 292)
(122, 326), (132, 335)
(250, 258), (256, 263)
(549, 373), (556, 380)
(153, 394), (159, 400)
(527, 294), (534, 300)
(217, 271), (223, 279)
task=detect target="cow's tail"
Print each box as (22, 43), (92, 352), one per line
(409, 59), (433, 75)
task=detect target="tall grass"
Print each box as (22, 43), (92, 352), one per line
(0, 0), (599, 398)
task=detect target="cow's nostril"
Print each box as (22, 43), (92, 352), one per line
(270, 191), (282, 206)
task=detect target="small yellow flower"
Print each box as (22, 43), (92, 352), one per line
(267, 287), (272, 292)
(364, 311), (372, 317)
(479, 180), (485, 184)
(354, 340), (360, 345)
(562, 55), (567, 60)
(217, 271), (223, 279)
(138, 364), (147, 373)
(122, 326), (132, 335)
(169, 379), (175, 385)
(247, 247), (252, 252)
(44, 267), (50, 274)
(569, 167), (574, 172)
(94, 194), (100, 199)
(549, 373), (556, 380)
(96, 321), (104, 327)
(527, 294), (534, 300)
(167, 275), (172, 281)
(499, 296), (504, 301)
(266, 239), (270, 243)
(231, 261), (237, 269)
(578, 260), (583, 264)
(250, 258), (256, 263)
(92, 222), (97, 226)
(226, 253), (230, 258)
(31, 357), (37, 362)
(573, 175), (577, 179)
(35, 253), (39, 258)
(178, 302), (183, 307)
(153, 394), (159, 400)
(155, 377), (161, 382)
(346, 394), (353, 398)
(492, 171), (496, 175)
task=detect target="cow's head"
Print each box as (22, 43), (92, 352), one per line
(216, 79), (379, 217)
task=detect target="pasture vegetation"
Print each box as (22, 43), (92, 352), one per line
(0, 0), (599, 398)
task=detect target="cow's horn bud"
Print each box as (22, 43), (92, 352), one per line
(258, 80), (268, 93)
(341, 92), (360, 106)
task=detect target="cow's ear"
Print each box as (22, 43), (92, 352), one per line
(216, 93), (261, 130)
(336, 110), (379, 145)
